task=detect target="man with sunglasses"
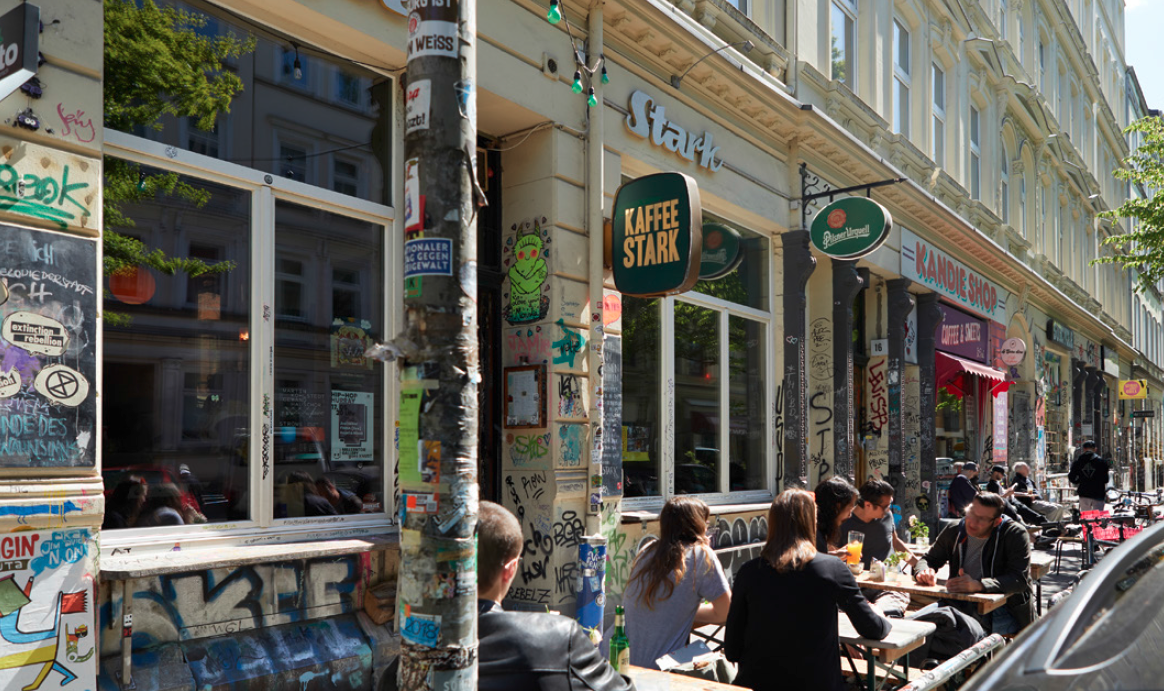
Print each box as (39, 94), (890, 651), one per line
(838, 479), (917, 616)
(477, 501), (634, 691)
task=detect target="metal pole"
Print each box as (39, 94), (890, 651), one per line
(397, 0), (480, 685)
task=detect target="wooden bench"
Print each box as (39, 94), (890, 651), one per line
(842, 656), (926, 685)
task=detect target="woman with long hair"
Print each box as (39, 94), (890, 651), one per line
(815, 475), (859, 552)
(724, 489), (889, 691)
(623, 496), (731, 668)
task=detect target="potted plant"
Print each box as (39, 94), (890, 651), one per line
(908, 515), (930, 547)
(883, 551), (906, 582)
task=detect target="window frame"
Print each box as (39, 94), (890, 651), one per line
(893, 19), (911, 138)
(831, 0), (858, 90)
(932, 63), (946, 167)
(969, 106), (981, 200)
(101, 128), (398, 550)
(621, 271), (776, 512)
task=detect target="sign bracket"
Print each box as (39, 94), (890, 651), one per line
(799, 162), (906, 229)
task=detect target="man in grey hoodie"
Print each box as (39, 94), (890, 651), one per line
(915, 492), (1034, 635)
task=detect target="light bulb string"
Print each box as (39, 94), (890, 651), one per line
(552, 0), (606, 81)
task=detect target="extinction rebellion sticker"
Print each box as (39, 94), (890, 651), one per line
(407, 0), (458, 60)
(405, 238), (453, 277)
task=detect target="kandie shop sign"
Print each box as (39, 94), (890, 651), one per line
(608, 172), (702, 297)
(809, 197), (893, 259)
(901, 228), (1008, 322)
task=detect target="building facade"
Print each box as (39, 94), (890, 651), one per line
(0, 0), (1159, 689)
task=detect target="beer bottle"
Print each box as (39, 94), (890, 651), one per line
(609, 605), (630, 672)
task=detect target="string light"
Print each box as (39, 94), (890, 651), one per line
(587, 86), (597, 108)
(547, 0), (562, 24)
(600, 61), (609, 84)
(571, 70), (583, 94)
(292, 43), (303, 80)
(547, 1), (609, 106)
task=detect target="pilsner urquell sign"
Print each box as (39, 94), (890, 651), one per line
(609, 172), (702, 297)
(809, 197), (893, 260)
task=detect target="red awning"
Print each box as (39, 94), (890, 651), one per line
(936, 351), (1009, 400)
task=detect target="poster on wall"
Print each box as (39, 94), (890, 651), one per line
(993, 390), (1008, 467)
(0, 226), (97, 467)
(0, 528), (96, 691)
(331, 390), (374, 462)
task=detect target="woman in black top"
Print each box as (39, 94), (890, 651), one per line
(725, 489), (891, 691)
(814, 476), (858, 552)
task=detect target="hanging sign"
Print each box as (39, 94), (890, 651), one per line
(698, 222), (743, 280)
(0, 4), (38, 103)
(1120, 379), (1149, 400)
(901, 229), (1007, 322)
(1132, 410), (1156, 419)
(809, 197), (893, 260)
(999, 338), (1026, 366)
(937, 303), (989, 363)
(607, 172), (702, 297)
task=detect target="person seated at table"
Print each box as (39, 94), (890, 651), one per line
(815, 476), (859, 553)
(914, 493), (1034, 635)
(725, 489), (890, 691)
(476, 501), (633, 691)
(986, 465), (1043, 526)
(1010, 462), (1067, 523)
(623, 496), (731, 669)
(946, 462), (980, 518)
(839, 478), (916, 616)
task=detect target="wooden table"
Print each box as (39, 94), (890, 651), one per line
(627, 665), (746, 690)
(856, 572), (1008, 614)
(1030, 552), (1052, 615)
(838, 614), (936, 691)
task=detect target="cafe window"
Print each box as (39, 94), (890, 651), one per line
(831, 0), (858, 88)
(622, 220), (772, 507)
(100, 1), (395, 543)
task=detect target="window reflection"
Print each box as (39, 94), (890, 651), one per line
(621, 297), (661, 498)
(675, 304), (721, 495)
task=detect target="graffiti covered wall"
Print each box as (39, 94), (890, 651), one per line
(0, 528), (96, 691)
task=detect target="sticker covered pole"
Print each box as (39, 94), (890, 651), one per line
(396, 0), (480, 685)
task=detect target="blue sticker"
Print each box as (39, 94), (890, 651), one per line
(402, 612), (441, 647)
(405, 238), (453, 277)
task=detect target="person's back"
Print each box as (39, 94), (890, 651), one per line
(623, 541), (729, 668)
(725, 489), (888, 691)
(476, 501), (633, 691)
(947, 469), (979, 518)
(1070, 450), (1109, 500)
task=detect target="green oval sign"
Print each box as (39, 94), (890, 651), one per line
(609, 172), (702, 297)
(809, 197), (893, 260)
(699, 223), (744, 280)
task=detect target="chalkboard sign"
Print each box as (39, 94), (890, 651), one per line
(0, 225), (97, 467)
(602, 336), (623, 497)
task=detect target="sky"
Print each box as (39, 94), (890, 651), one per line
(1126, 0), (1164, 111)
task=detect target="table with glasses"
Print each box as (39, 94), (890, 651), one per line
(855, 572), (1008, 614)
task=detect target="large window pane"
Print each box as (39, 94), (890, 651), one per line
(692, 225), (770, 310)
(674, 303), (721, 494)
(622, 297), (661, 498)
(103, 170), (252, 528)
(130, 0), (392, 205)
(729, 316), (766, 491)
(273, 201), (385, 518)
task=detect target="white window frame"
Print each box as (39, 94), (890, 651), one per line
(621, 262), (775, 512)
(1000, 0), (1008, 41)
(893, 19), (911, 137)
(970, 106), (981, 200)
(932, 63), (946, 167)
(831, 0), (858, 90)
(1000, 145), (1010, 224)
(101, 128), (398, 551)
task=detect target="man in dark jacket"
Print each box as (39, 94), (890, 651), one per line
(477, 501), (633, 691)
(946, 462), (980, 518)
(1069, 440), (1110, 513)
(915, 493), (1034, 635)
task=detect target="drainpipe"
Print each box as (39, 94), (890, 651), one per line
(575, 0), (608, 638)
(585, 0), (605, 535)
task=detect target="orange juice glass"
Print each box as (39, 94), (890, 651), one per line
(846, 531), (865, 565)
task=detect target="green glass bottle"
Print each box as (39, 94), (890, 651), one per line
(609, 605), (630, 672)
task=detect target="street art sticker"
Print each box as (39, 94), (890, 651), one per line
(503, 217), (551, 325)
(0, 226), (97, 467)
(0, 528), (95, 691)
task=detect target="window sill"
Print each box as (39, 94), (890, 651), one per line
(100, 533), (398, 581)
(620, 500), (772, 524)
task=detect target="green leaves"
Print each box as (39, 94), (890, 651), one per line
(1095, 116), (1164, 292)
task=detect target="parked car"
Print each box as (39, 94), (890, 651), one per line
(963, 519), (1164, 690)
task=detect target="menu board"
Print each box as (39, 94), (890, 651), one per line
(0, 226), (97, 467)
(602, 336), (623, 497)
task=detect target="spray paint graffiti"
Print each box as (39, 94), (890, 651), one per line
(507, 433), (551, 469)
(503, 218), (551, 325)
(507, 326), (552, 365)
(559, 425), (583, 467)
(552, 320), (586, 368)
(558, 374), (585, 418)
(0, 165), (93, 231)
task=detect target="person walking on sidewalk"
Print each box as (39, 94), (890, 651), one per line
(1069, 441), (1110, 513)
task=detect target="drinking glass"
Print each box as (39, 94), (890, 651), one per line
(846, 531), (865, 565)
